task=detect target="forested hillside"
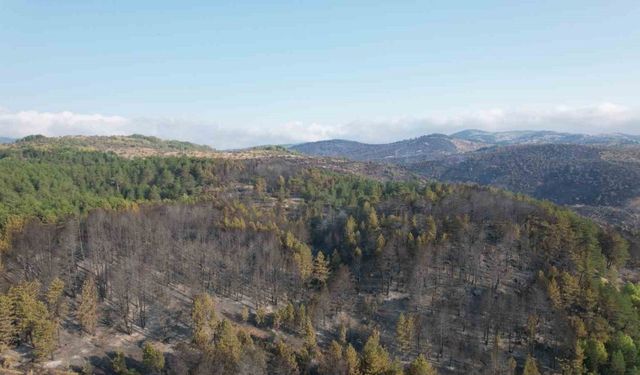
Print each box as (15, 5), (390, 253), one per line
(291, 135), (640, 245)
(0, 141), (636, 375)
(5, 134), (214, 158)
(408, 144), (640, 207)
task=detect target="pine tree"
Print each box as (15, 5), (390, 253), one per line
(345, 343), (361, 375)
(277, 175), (287, 200)
(0, 294), (16, 351)
(111, 351), (128, 375)
(10, 281), (43, 343)
(584, 338), (607, 372)
(295, 304), (307, 333)
(313, 251), (330, 286)
(396, 313), (408, 351)
(148, 185), (161, 200)
(345, 216), (358, 247)
(46, 278), (66, 316)
(294, 242), (314, 281)
(191, 293), (216, 348)
(304, 316), (317, 348)
(389, 358), (404, 375)
(283, 302), (295, 328)
(424, 188), (437, 202)
(610, 350), (626, 375)
(142, 342), (165, 374)
(46, 277), (68, 341)
(77, 277), (98, 335)
(324, 340), (345, 375)
(32, 318), (56, 360)
(329, 340), (343, 361)
(254, 177), (266, 197)
(368, 209), (379, 230)
(273, 309), (282, 329)
(255, 306), (266, 327)
(407, 354), (437, 375)
(396, 313), (414, 352)
(547, 277), (561, 308)
(425, 216), (437, 243)
(274, 340), (299, 375)
(611, 332), (636, 367)
(360, 330), (390, 375)
(375, 234), (386, 254)
(214, 319), (242, 364)
(523, 355), (541, 375)
(237, 329), (254, 347)
(570, 340), (584, 374)
(560, 271), (579, 308)
(240, 306), (249, 322)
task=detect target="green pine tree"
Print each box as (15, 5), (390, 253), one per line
(0, 294), (16, 351)
(360, 330), (390, 375)
(142, 342), (165, 373)
(77, 277), (98, 335)
(407, 354), (437, 375)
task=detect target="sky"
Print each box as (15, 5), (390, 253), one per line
(1, 1), (639, 148)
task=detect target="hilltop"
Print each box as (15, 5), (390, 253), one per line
(6, 134), (215, 157)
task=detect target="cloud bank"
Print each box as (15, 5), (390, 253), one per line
(0, 103), (638, 149)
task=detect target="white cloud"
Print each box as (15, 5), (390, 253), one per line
(0, 109), (130, 137)
(340, 103), (640, 143)
(0, 103), (639, 149)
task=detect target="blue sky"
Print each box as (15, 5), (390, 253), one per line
(1, 1), (639, 148)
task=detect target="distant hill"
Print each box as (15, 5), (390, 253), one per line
(0, 137), (14, 144)
(408, 143), (640, 207)
(452, 129), (640, 146)
(289, 134), (484, 163)
(291, 130), (640, 164)
(7, 134), (214, 157)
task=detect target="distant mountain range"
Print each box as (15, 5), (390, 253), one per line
(451, 129), (640, 146)
(290, 129), (640, 163)
(290, 133), (484, 163)
(0, 137), (14, 144)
